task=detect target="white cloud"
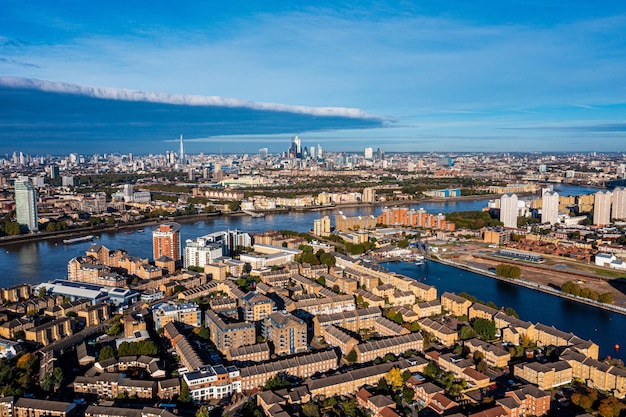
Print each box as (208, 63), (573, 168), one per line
(0, 76), (381, 120)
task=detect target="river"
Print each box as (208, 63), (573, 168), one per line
(0, 184), (601, 287)
(1, 184), (618, 358)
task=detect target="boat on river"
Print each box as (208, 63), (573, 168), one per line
(63, 235), (94, 245)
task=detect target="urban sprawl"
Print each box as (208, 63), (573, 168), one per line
(0, 142), (626, 417)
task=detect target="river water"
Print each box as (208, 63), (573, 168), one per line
(2, 184), (619, 358)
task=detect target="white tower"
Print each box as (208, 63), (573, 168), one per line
(500, 193), (518, 228)
(593, 190), (612, 226)
(612, 187), (626, 221)
(179, 134), (185, 165)
(541, 190), (559, 225)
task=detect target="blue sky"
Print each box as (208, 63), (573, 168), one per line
(1, 0), (626, 154)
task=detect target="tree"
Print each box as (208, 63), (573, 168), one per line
(196, 406), (209, 417)
(423, 362), (439, 379)
(599, 292), (613, 304)
(345, 349), (357, 363)
(41, 367), (63, 392)
(598, 396), (623, 417)
(228, 201), (241, 212)
(505, 307), (519, 318)
(107, 321), (123, 336)
(263, 375), (291, 390)
(376, 377), (389, 393)
(385, 367), (404, 391)
(398, 239), (409, 248)
(98, 345), (116, 361)
(178, 379), (191, 403)
(459, 325), (476, 340)
(472, 318), (496, 340)
(301, 402), (321, 417)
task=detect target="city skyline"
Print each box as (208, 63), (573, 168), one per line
(1, 1), (626, 154)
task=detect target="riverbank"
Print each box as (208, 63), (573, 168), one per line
(0, 194), (497, 247)
(429, 257), (626, 316)
(0, 212), (222, 246)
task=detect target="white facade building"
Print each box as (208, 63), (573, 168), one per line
(612, 187), (626, 220)
(593, 190), (612, 226)
(541, 189), (559, 225)
(500, 193), (518, 228)
(15, 178), (38, 232)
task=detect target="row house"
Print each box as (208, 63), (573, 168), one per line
(355, 332), (423, 363)
(440, 292), (472, 317)
(324, 274), (359, 295)
(44, 299), (91, 318)
(513, 360), (573, 390)
(290, 274), (324, 295)
(356, 388), (398, 417)
(373, 317), (410, 337)
(413, 300), (442, 319)
(306, 360), (410, 398)
(534, 323), (599, 359)
(504, 385), (551, 417)
(25, 317), (73, 346)
(299, 263), (328, 279)
(78, 303), (111, 327)
(419, 318), (458, 347)
(493, 312), (535, 346)
(342, 267), (378, 290)
(322, 325), (359, 355)
(464, 338), (511, 368)
(395, 306), (420, 322)
(409, 280), (438, 302)
(412, 381), (444, 408)
(1, 284), (31, 303)
(0, 318), (34, 339)
(560, 348), (626, 397)
(313, 307), (381, 336)
(240, 350), (338, 391)
(469, 303), (500, 321)
(14, 398), (77, 417)
(294, 294), (355, 316)
(226, 342), (271, 364)
(354, 289), (385, 308)
(388, 290), (416, 307)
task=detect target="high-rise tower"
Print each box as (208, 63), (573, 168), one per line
(15, 178), (38, 232)
(179, 134), (185, 165)
(541, 189), (559, 225)
(612, 187), (626, 221)
(500, 193), (518, 228)
(593, 190), (612, 226)
(153, 222), (182, 263)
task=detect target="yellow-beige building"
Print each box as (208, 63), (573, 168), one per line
(25, 317), (73, 346)
(262, 311), (308, 356)
(441, 292), (472, 317)
(465, 338), (511, 368)
(355, 333), (423, 363)
(513, 361), (573, 391)
(418, 318), (458, 347)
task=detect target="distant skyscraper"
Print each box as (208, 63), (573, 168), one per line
(593, 190), (612, 226)
(179, 134), (185, 165)
(541, 189), (559, 225)
(153, 222), (182, 263)
(364, 147), (373, 159)
(500, 193), (518, 228)
(611, 187), (626, 220)
(317, 144), (323, 161)
(15, 178), (38, 232)
(437, 156), (454, 167)
(290, 136), (302, 158)
(258, 148), (268, 160)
